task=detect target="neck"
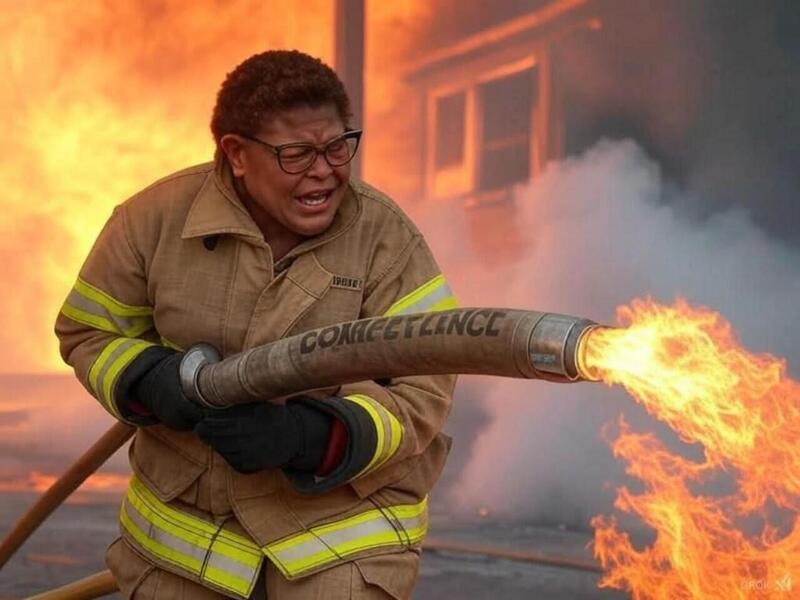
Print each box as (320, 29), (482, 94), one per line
(233, 176), (304, 261)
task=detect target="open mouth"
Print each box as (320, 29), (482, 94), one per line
(297, 189), (333, 207)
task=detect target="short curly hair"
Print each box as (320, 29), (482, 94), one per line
(210, 50), (352, 149)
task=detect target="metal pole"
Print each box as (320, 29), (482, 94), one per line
(335, 0), (365, 177)
(25, 569), (118, 600)
(0, 421), (134, 568)
(423, 537), (603, 573)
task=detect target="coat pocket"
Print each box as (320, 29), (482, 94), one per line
(106, 537), (157, 599)
(354, 550), (421, 600)
(129, 427), (207, 501)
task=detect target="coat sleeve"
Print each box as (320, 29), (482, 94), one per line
(54, 204), (161, 426)
(285, 233), (458, 494)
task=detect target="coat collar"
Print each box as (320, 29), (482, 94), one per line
(181, 159), (362, 255)
(181, 159), (263, 242)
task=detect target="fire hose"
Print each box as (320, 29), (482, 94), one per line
(2, 307), (606, 598)
(180, 308), (603, 407)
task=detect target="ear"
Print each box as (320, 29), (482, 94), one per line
(219, 134), (248, 177)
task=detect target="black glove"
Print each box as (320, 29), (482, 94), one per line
(194, 400), (332, 474)
(129, 347), (204, 431)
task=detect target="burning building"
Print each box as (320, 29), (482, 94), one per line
(2, 1), (799, 598)
(364, 0), (602, 259)
(404, 0), (597, 202)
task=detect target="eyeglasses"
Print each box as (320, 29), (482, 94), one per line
(241, 129), (363, 174)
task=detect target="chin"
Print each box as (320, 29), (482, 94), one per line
(293, 214), (336, 237)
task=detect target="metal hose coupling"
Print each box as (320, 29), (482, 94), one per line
(528, 314), (602, 382)
(179, 343), (222, 409)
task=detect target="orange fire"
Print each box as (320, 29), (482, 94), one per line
(0, 3), (438, 374)
(0, 1), (332, 373)
(0, 470), (130, 503)
(583, 298), (800, 599)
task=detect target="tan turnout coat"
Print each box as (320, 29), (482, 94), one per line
(55, 160), (457, 598)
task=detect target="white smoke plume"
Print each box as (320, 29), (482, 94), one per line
(416, 139), (800, 526)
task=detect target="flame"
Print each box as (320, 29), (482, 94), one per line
(0, 1), (332, 373)
(584, 298), (800, 599)
(363, 1), (435, 199)
(0, 2), (456, 372)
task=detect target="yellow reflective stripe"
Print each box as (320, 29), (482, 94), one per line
(61, 277), (153, 337)
(130, 476), (217, 536)
(131, 478), (263, 560)
(428, 295), (459, 313)
(123, 493), (257, 596)
(60, 303), (120, 335)
(121, 496), (203, 573)
(212, 529), (264, 569)
(383, 274), (457, 317)
(205, 565), (254, 597)
(131, 477), (262, 560)
(346, 394), (385, 473)
(125, 478), (426, 584)
(75, 277), (152, 317)
(88, 338), (153, 417)
(123, 476), (262, 597)
(345, 394), (403, 478)
(160, 336), (184, 351)
(265, 497), (428, 578)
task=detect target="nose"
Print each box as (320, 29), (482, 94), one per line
(305, 150), (334, 179)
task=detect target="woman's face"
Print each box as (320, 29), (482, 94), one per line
(222, 103), (351, 241)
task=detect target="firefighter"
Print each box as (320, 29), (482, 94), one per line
(55, 50), (457, 599)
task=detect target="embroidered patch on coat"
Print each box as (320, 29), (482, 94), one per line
(331, 275), (363, 291)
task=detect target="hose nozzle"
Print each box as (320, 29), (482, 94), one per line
(528, 314), (602, 382)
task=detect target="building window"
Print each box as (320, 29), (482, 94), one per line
(478, 67), (538, 192)
(434, 91), (466, 169)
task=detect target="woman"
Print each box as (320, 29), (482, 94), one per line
(56, 50), (457, 599)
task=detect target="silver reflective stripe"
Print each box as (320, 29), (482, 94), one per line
(270, 535), (329, 566)
(64, 288), (153, 336)
(392, 281), (454, 315)
(121, 476), (263, 598)
(123, 497), (208, 565)
(205, 550), (262, 588)
(390, 511), (427, 544)
(90, 338), (146, 412)
(383, 274), (457, 317)
(266, 498), (429, 577)
(272, 513), (397, 564)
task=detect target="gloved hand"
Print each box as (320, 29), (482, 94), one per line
(194, 400), (332, 474)
(133, 349), (204, 431)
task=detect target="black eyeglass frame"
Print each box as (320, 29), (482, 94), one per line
(241, 129), (363, 174)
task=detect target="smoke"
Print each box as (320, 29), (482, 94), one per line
(370, 1), (800, 525)
(556, 0), (800, 246)
(419, 138), (800, 527)
(377, 0), (800, 243)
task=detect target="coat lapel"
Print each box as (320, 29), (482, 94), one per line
(243, 251), (334, 348)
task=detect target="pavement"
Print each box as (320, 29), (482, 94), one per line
(0, 494), (627, 599)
